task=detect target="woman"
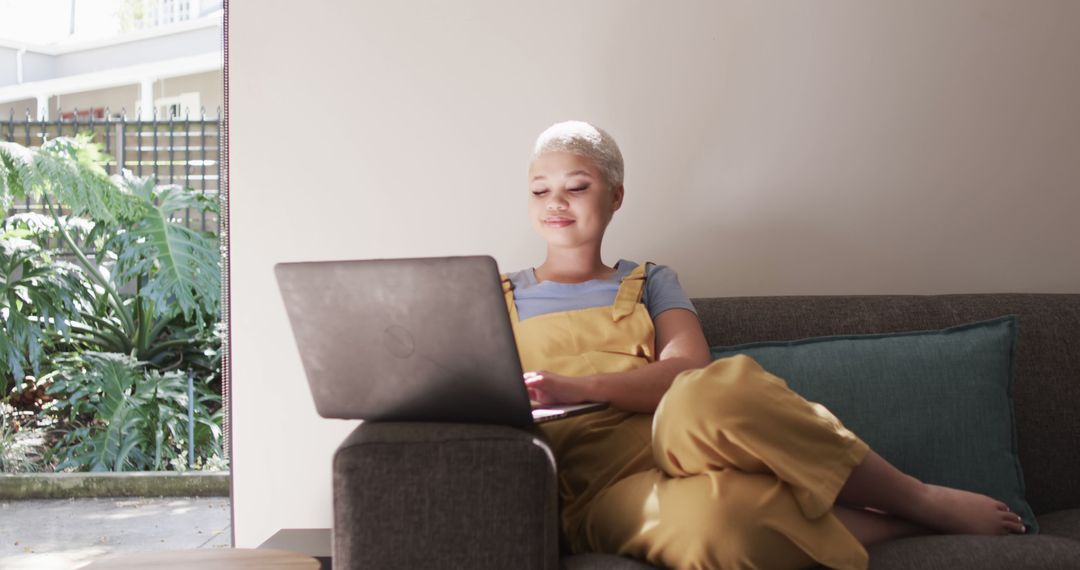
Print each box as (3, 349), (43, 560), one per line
(499, 120), (1025, 569)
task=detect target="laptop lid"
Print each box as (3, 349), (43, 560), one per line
(275, 255), (541, 426)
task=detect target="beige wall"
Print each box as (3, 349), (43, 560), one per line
(53, 84), (138, 118)
(229, 0), (1080, 546)
(0, 98), (36, 121)
(158, 70), (224, 116)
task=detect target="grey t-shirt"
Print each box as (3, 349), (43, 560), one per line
(506, 259), (697, 322)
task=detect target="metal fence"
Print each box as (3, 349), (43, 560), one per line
(1, 108), (223, 236)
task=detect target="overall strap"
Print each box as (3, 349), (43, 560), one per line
(500, 274), (520, 324)
(612, 262), (651, 321)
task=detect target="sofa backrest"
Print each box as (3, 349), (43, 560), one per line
(690, 293), (1080, 516)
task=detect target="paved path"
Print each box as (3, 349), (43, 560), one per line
(0, 497), (231, 570)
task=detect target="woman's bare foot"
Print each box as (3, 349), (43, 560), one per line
(910, 484), (1026, 536)
(837, 450), (1026, 537)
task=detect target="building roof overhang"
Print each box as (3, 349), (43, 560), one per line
(0, 51), (222, 106)
(0, 11), (222, 56)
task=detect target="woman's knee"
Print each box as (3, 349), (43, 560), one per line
(659, 353), (775, 421)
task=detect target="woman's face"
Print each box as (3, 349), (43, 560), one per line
(527, 151), (623, 248)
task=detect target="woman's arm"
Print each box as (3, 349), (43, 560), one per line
(525, 308), (712, 413)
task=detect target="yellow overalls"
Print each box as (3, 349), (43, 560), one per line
(501, 264), (872, 570)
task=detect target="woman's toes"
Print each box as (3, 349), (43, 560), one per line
(1001, 512), (1025, 534)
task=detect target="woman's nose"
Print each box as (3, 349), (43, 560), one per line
(546, 195), (568, 211)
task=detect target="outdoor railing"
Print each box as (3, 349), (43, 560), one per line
(1, 108), (223, 239)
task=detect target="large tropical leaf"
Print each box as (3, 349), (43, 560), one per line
(0, 136), (144, 225)
(0, 141), (32, 211)
(50, 352), (148, 471)
(91, 400), (144, 472)
(0, 233), (85, 384)
(117, 176), (220, 321)
(132, 369), (190, 470)
(2, 135), (223, 472)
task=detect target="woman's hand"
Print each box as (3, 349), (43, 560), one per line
(524, 370), (594, 405)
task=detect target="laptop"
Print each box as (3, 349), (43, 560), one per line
(274, 255), (609, 427)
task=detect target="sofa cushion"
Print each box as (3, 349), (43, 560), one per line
(691, 293), (1080, 516)
(865, 534), (1080, 569)
(333, 422), (561, 570)
(1039, 508), (1080, 541)
(710, 315), (1037, 531)
(562, 553), (660, 570)
(564, 533), (1080, 570)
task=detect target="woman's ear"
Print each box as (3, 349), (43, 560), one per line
(611, 184), (625, 212)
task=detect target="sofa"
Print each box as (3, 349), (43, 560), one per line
(332, 293), (1080, 569)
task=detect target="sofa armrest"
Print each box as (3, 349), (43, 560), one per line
(333, 421), (560, 570)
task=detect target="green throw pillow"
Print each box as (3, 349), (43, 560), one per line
(710, 315), (1037, 532)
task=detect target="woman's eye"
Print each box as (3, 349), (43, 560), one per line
(531, 190), (548, 196)
(568, 186), (588, 192)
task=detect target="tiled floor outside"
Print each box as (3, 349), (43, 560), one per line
(0, 497), (231, 570)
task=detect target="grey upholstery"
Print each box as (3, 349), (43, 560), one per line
(333, 422), (559, 569)
(559, 510), (1080, 570)
(863, 533), (1080, 569)
(333, 294), (1080, 569)
(691, 293), (1080, 516)
(562, 553), (663, 570)
(1039, 508), (1080, 541)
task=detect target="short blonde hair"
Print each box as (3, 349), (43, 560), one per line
(532, 120), (624, 189)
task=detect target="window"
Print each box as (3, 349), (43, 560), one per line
(152, 91), (202, 119)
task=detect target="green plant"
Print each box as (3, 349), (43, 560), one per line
(45, 352), (222, 471)
(0, 403), (47, 472)
(0, 136), (220, 382)
(1, 135), (223, 472)
(0, 220), (90, 390)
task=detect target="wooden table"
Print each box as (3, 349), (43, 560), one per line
(83, 548), (319, 569)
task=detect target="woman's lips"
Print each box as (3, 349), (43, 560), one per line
(543, 218), (575, 227)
